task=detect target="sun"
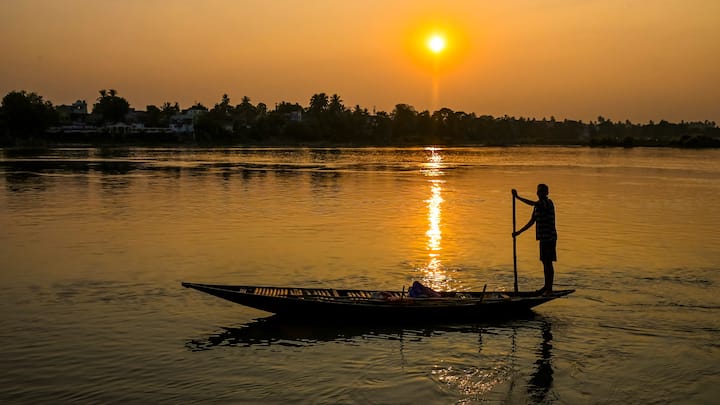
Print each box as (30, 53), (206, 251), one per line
(402, 19), (469, 71)
(427, 35), (446, 54)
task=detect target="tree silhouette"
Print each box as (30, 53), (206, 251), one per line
(2, 88), (719, 147)
(392, 104), (422, 143)
(145, 104), (162, 127)
(213, 94), (233, 116)
(329, 94), (345, 115)
(235, 96), (257, 126)
(308, 93), (329, 116)
(1, 90), (57, 137)
(92, 89), (130, 123)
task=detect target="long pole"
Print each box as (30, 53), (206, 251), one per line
(512, 191), (518, 292)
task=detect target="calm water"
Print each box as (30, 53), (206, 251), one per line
(1, 147), (718, 404)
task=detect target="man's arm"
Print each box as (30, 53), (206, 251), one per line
(513, 215), (535, 238)
(512, 189), (535, 206)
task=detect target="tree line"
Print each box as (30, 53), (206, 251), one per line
(1, 89), (718, 148)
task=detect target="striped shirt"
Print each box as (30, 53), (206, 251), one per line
(534, 198), (557, 241)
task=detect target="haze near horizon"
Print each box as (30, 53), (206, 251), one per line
(1, 0), (718, 123)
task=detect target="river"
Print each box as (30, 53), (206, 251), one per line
(1, 146), (718, 404)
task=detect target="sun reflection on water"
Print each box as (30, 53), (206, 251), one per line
(419, 147), (452, 291)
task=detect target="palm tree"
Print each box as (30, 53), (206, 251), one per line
(329, 94), (345, 115)
(235, 96), (257, 125)
(308, 93), (329, 116)
(213, 94), (233, 116)
(93, 89), (130, 124)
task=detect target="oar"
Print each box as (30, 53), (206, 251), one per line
(512, 190), (519, 293)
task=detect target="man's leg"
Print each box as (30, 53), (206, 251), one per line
(542, 260), (554, 293)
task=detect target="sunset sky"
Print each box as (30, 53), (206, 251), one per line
(2, 0), (718, 123)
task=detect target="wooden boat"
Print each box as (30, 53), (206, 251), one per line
(181, 282), (575, 322)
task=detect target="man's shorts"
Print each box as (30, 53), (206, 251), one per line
(539, 240), (557, 262)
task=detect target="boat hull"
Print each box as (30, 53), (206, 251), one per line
(182, 282), (574, 322)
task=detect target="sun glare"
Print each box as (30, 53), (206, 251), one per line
(428, 35), (446, 54)
(402, 17), (471, 82)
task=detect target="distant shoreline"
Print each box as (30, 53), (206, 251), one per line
(3, 136), (719, 150)
(3, 90), (719, 150)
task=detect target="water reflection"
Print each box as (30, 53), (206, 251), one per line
(186, 315), (488, 351)
(310, 170), (341, 193)
(528, 319), (554, 402)
(432, 326), (518, 400)
(434, 318), (555, 404)
(4, 171), (50, 193)
(420, 147), (450, 291)
(187, 315), (555, 403)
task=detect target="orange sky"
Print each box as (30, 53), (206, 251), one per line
(1, 0), (718, 123)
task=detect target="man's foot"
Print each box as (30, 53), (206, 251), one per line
(535, 287), (547, 296)
(542, 289), (554, 296)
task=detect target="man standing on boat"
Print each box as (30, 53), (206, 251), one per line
(512, 184), (557, 295)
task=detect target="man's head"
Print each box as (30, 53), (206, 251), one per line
(537, 183), (549, 198)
